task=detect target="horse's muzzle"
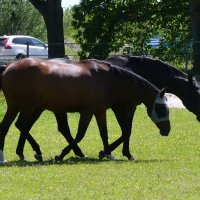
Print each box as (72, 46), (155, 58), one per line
(160, 128), (170, 136)
(197, 115), (200, 122)
(156, 121), (171, 136)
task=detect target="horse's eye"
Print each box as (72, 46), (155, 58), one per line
(154, 104), (169, 118)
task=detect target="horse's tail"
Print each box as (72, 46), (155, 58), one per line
(0, 67), (6, 90)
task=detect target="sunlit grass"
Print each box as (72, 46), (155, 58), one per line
(0, 93), (199, 199)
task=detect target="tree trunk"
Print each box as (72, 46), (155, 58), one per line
(29, 0), (65, 58)
(190, 0), (200, 72)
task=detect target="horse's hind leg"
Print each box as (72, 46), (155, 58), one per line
(16, 111), (85, 161)
(54, 112), (85, 157)
(15, 109), (43, 161)
(95, 111), (114, 160)
(0, 106), (18, 163)
(55, 112), (93, 161)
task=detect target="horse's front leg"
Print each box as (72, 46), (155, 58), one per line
(100, 105), (136, 160)
(115, 105), (136, 160)
(55, 112), (93, 162)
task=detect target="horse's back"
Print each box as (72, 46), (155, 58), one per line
(106, 55), (187, 87)
(2, 58), (111, 112)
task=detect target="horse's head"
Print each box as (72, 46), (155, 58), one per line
(182, 75), (200, 121)
(148, 88), (170, 136)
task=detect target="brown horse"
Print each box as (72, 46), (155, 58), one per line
(0, 58), (170, 163)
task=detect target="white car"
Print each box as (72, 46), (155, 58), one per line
(0, 35), (48, 60)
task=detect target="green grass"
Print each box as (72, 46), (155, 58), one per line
(0, 94), (200, 199)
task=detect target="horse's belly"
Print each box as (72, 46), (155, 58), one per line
(39, 90), (111, 113)
(3, 73), (112, 112)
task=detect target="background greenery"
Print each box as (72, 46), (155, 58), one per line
(0, 0), (46, 40)
(0, 2), (199, 198)
(72, 0), (191, 62)
(0, 1), (194, 68)
(0, 93), (199, 199)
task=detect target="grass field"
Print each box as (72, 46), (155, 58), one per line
(0, 93), (199, 199)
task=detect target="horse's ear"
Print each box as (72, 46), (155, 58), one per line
(188, 74), (195, 86)
(159, 88), (166, 97)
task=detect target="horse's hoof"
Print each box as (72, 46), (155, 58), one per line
(123, 152), (135, 161)
(106, 154), (115, 161)
(34, 154), (43, 162)
(0, 157), (7, 163)
(0, 150), (7, 164)
(99, 151), (115, 160)
(55, 155), (62, 162)
(99, 150), (106, 160)
(0, 159), (7, 164)
(75, 152), (85, 158)
(18, 155), (25, 161)
(129, 156), (135, 161)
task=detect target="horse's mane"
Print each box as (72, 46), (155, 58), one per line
(90, 59), (159, 93)
(139, 56), (188, 78)
(107, 55), (188, 79)
(106, 55), (200, 89)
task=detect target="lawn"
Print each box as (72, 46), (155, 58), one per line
(0, 93), (199, 200)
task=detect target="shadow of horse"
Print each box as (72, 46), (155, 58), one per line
(0, 156), (169, 167)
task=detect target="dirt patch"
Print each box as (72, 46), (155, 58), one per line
(166, 93), (185, 108)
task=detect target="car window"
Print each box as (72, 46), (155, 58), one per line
(0, 38), (7, 46)
(12, 37), (32, 45)
(31, 38), (45, 47)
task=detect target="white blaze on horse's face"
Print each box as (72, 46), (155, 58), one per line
(151, 94), (169, 124)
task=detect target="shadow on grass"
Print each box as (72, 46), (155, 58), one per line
(0, 156), (170, 167)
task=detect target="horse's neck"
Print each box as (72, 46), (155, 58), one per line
(125, 57), (189, 99)
(110, 75), (157, 109)
(140, 90), (157, 113)
(165, 77), (188, 99)
(135, 69), (188, 101)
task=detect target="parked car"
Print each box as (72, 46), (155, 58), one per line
(147, 37), (160, 48)
(0, 35), (48, 60)
(146, 36), (169, 49)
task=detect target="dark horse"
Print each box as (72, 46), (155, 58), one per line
(105, 55), (200, 120)
(98, 55), (200, 157)
(0, 58), (170, 163)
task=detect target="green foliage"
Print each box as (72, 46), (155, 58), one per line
(63, 8), (77, 42)
(0, 0), (46, 41)
(0, 92), (200, 199)
(63, 8), (80, 59)
(72, 0), (192, 62)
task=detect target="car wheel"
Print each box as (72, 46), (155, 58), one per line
(16, 54), (26, 60)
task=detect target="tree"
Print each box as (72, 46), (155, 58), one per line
(72, 0), (198, 70)
(72, 1), (126, 59)
(63, 8), (77, 42)
(29, 0), (65, 58)
(190, 0), (200, 72)
(0, 0), (46, 40)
